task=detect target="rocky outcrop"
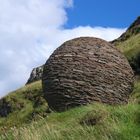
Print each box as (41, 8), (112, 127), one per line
(42, 37), (134, 111)
(26, 65), (44, 84)
(112, 16), (140, 44)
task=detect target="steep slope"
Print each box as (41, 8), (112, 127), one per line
(0, 81), (48, 131)
(112, 16), (140, 74)
(112, 16), (140, 43)
(0, 80), (140, 139)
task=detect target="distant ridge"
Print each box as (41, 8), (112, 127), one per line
(112, 16), (140, 74)
(112, 16), (140, 44)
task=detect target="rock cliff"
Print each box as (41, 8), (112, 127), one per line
(26, 65), (44, 84)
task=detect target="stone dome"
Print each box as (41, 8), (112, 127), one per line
(42, 37), (134, 111)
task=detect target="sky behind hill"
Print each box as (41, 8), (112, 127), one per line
(0, 0), (139, 97)
(66, 0), (140, 28)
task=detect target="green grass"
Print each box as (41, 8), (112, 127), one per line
(116, 34), (140, 60)
(0, 80), (139, 140)
(115, 33), (140, 74)
(0, 103), (139, 140)
(0, 81), (48, 131)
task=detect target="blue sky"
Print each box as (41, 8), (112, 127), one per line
(66, 0), (140, 28)
(0, 0), (139, 97)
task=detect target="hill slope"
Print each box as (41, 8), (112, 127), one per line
(0, 81), (48, 131)
(0, 17), (140, 139)
(112, 16), (140, 43)
(0, 80), (140, 139)
(112, 16), (140, 74)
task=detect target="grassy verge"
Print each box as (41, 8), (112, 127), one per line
(0, 79), (139, 140)
(0, 81), (48, 131)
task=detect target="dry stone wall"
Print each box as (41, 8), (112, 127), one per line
(42, 37), (134, 111)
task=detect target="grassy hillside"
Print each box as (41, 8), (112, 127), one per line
(113, 17), (140, 74)
(116, 34), (140, 59)
(0, 81), (48, 132)
(0, 79), (139, 139)
(0, 17), (140, 140)
(115, 34), (140, 74)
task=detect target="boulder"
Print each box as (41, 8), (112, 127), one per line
(26, 65), (44, 84)
(42, 37), (134, 111)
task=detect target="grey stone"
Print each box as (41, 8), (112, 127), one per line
(26, 65), (44, 84)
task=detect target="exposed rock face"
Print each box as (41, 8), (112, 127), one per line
(26, 65), (44, 84)
(42, 37), (134, 111)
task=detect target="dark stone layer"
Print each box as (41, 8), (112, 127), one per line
(42, 37), (134, 111)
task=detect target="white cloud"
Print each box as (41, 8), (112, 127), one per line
(0, 0), (125, 97)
